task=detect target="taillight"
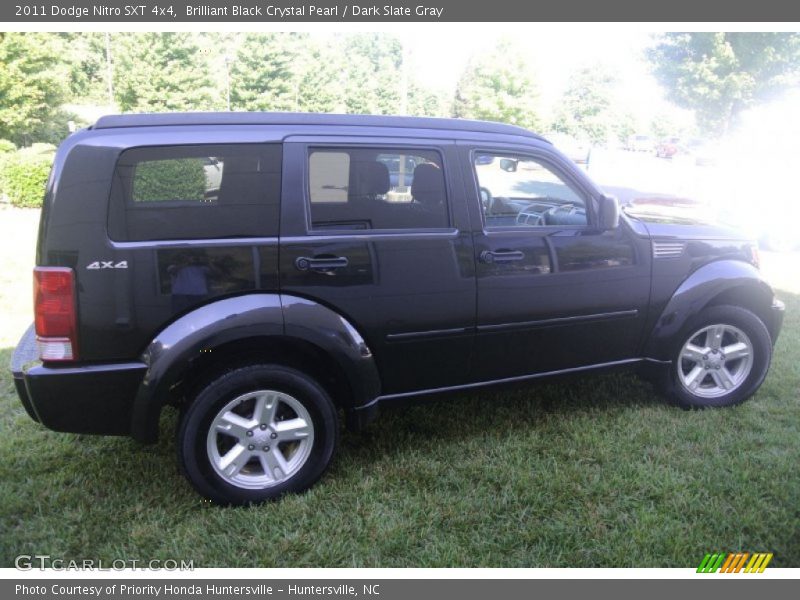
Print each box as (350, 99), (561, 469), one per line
(33, 266), (78, 361)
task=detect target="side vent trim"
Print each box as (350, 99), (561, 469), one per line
(653, 241), (685, 259)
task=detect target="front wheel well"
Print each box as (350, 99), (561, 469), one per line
(169, 336), (354, 414)
(704, 284), (775, 339)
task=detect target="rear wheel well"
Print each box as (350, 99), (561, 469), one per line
(169, 336), (354, 413)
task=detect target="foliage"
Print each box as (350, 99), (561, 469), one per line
(112, 33), (216, 112)
(612, 110), (637, 144)
(0, 140), (15, 154)
(339, 34), (404, 114)
(132, 158), (207, 202)
(453, 38), (541, 129)
(0, 145), (55, 208)
(551, 65), (618, 144)
(60, 32), (110, 104)
(647, 33), (800, 135)
(0, 33), (70, 146)
(230, 33), (306, 112)
(294, 37), (344, 113)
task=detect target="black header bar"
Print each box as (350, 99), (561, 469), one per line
(3, 0), (800, 22)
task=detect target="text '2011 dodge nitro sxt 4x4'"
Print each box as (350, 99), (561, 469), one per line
(11, 113), (785, 505)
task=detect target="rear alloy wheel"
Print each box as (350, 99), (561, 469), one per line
(669, 305), (772, 408)
(178, 365), (338, 505)
(206, 390), (315, 489)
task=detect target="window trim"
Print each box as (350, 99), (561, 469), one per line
(303, 144), (455, 235)
(469, 148), (596, 233)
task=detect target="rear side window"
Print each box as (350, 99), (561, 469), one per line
(108, 144), (281, 241)
(307, 147), (449, 231)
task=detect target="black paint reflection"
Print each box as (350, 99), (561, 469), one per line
(158, 247), (255, 312)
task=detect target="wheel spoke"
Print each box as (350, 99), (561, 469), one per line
(706, 326), (725, 350)
(683, 365), (706, 390)
(214, 411), (252, 440)
(681, 343), (707, 364)
(262, 447), (291, 480)
(252, 392), (279, 425)
(274, 417), (312, 441)
(218, 444), (250, 477)
(722, 341), (750, 362)
(712, 367), (736, 390)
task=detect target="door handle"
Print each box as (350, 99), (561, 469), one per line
(479, 250), (524, 264)
(295, 256), (349, 271)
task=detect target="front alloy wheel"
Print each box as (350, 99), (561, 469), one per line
(677, 324), (754, 398)
(669, 305), (773, 408)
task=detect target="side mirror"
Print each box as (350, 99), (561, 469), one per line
(598, 194), (620, 230)
(499, 158), (518, 172)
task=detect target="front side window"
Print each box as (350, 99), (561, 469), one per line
(307, 147), (449, 230)
(109, 144), (281, 241)
(474, 153), (587, 228)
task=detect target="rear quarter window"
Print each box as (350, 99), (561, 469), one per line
(107, 144), (281, 241)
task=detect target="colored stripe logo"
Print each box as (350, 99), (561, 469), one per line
(697, 552), (773, 573)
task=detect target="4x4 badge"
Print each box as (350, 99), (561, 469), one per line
(86, 260), (128, 270)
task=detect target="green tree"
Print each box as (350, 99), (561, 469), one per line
(61, 33), (110, 104)
(229, 33), (306, 112)
(338, 34), (404, 114)
(295, 38), (344, 113)
(0, 33), (70, 145)
(407, 81), (447, 117)
(551, 65), (618, 144)
(113, 33), (215, 112)
(452, 39), (541, 129)
(647, 32), (800, 135)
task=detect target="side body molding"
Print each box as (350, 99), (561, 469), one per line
(130, 294), (380, 443)
(643, 260), (776, 361)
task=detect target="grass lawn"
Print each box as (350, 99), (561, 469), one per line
(1, 206), (798, 568)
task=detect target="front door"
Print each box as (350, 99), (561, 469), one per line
(461, 144), (652, 382)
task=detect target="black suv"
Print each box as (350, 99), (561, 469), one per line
(11, 113), (785, 505)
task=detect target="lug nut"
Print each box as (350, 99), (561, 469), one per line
(247, 444), (254, 450)
(246, 431), (253, 437)
(270, 432), (278, 439)
(263, 446), (270, 452)
(260, 424), (267, 430)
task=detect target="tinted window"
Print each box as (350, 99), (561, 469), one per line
(474, 153), (587, 228)
(308, 148), (448, 231)
(108, 144), (281, 241)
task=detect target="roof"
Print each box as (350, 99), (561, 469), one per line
(92, 112), (546, 141)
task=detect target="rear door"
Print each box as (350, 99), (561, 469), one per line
(280, 137), (475, 395)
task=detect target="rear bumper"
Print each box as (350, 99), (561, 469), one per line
(11, 325), (147, 436)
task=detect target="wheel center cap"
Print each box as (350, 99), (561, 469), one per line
(707, 354), (723, 368)
(251, 428), (272, 445)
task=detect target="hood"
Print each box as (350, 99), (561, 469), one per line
(622, 197), (753, 241)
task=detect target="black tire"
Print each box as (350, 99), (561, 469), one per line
(177, 364), (338, 506)
(664, 305), (772, 408)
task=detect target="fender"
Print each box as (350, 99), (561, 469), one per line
(643, 260), (775, 361)
(130, 294), (380, 443)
